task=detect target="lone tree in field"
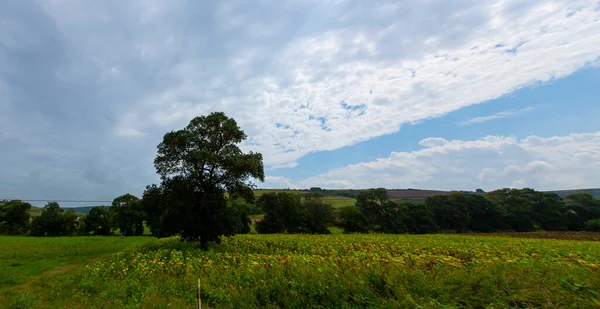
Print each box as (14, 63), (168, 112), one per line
(147, 112), (264, 247)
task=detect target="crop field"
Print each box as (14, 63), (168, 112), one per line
(2, 234), (600, 309)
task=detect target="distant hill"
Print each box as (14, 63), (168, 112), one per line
(30, 206), (43, 217)
(64, 206), (107, 215)
(546, 188), (600, 199)
(387, 189), (453, 200)
(26, 205), (104, 217)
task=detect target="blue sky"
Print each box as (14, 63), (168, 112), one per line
(1, 0), (600, 204)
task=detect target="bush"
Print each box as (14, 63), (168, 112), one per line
(584, 219), (600, 232)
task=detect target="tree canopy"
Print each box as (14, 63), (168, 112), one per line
(145, 112), (264, 247)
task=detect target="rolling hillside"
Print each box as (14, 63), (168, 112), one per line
(547, 188), (600, 199)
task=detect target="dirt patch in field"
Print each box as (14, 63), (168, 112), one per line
(43, 265), (78, 277)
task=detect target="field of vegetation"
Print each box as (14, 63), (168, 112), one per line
(2, 234), (600, 309)
(0, 236), (148, 306)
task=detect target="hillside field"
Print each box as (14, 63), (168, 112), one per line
(1, 234), (599, 309)
(550, 188), (600, 199)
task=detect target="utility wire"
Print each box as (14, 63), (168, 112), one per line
(1, 199), (113, 203)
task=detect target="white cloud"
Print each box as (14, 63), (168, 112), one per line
(98, 0), (600, 167)
(459, 106), (536, 125)
(294, 131), (600, 191)
(115, 127), (144, 138)
(2, 0), (600, 199)
(260, 176), (299, 189)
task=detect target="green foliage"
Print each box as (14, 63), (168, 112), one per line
(225, 199), (252, 235)
(485, 188), (569, 232)
(338, 206), (370, 233)
(62, 209), (83, 236)
(256, 193), (293, 234)
(148, 112), (264, 247)
(425, 193), (471, 232)
(111, 194), (144, 236)
(0, 200), (32, 235)
(256, 193), (334, 234)
(29, 202), (76, 237)
(585, 219), (600, 231)
(399, 202), (439, 234)
(84, 206), (112, 235)
(566, 193), (600, 230)
(304, 198), (335, 234)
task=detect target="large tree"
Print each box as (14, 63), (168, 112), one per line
(149, 112), (264, 247)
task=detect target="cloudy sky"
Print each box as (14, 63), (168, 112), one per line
(1, 0), (600, 205)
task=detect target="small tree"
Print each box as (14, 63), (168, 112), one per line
(0, 200), (32, 235)
(30, 202), (66, 236)
(84, 206), (112, 235)
(304, 198), (334, 234)
(256, 193), (287, 234)
(224, 200), (252, 235)
(111, 194), (144, 236)
(63, 209), (82, 236)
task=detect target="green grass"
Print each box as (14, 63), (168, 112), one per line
(0, 236), (150, 305)
(253, 189), (307, 197)
(322, 196), (356, 208)
(2, 234), (600, 308)
(253, 190), (356, 208)
(29, 207), (43, 217)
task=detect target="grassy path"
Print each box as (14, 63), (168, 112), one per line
(0, 236), (152, 308)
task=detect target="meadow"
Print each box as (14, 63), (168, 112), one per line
(2, 234), (600, 309)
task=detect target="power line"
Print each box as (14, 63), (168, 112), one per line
(1, 199), (113, 203)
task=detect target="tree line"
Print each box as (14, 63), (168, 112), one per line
(2, 112), (599, 244)
(337, 188), (600, 234)
(2, 187), (599, 239)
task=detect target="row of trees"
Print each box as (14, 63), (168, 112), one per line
(256, 193), (335, 234)
(3, 112), (600, 244)
(338, 188), (600, 234)
(0, 197), (141, 237)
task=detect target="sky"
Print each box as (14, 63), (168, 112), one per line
(1, 0), (600, 205)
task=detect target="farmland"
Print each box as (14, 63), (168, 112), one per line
(254, 189), (356, 208)
(2, 234), (600, 309)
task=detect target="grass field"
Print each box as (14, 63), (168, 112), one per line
(2, 234), (600, 309)
(253, 189), (356, 208)
(0, 236), (149, 307)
